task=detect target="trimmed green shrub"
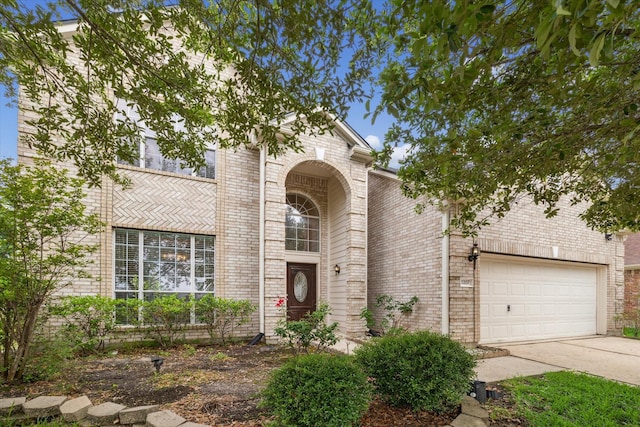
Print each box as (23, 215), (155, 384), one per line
(49, 295), (120, 353)
(261, 353), (372, 427)
(274, 303), (338, 354)
(140, 295), (191, 348)
(195, 295), (256, 344)
(354, 330), (476, 413)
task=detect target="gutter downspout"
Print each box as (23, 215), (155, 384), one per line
(258, 138), (266, 335)
(441, 206), (450, 335)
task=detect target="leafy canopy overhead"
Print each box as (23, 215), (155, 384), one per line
(0, 0), (377, 186)
(375, 0), (640, 234)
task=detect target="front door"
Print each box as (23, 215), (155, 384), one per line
(286, 263), (317, 321)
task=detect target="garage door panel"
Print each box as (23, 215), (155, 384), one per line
(526, 304), (542, 315)
(480, 258), (597, 344)
(511, 283), (526, 296)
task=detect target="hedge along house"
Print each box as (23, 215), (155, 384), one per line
(17, 21), (624, 347)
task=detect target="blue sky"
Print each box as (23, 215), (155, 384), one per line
(0, 91), (17, 160)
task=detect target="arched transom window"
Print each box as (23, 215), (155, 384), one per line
(285, 194), (320, 252)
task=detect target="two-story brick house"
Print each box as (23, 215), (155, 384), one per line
(16, 21), (625, 346)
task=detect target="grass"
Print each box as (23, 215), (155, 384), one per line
(623, 326), (640, 338)
(492, 371), (640, 427)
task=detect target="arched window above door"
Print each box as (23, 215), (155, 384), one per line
(285, 194), (320, 252)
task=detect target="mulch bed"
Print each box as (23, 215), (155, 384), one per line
(0, 343), (518, 426)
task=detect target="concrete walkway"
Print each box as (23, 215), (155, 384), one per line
(476, 336), (640, 385)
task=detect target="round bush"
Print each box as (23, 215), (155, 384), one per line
(354, 330), (476, 413)
(261, 353), (372, 427)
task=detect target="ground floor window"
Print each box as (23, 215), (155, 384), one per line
(114, 228), (215, 324)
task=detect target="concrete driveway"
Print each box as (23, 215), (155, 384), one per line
(475, 336), (640, 386)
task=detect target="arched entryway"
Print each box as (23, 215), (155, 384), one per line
(282, 160), (352, 332)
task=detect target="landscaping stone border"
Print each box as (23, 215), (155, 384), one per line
(0, 395), (209, 427)
(1, 393), (489, 427)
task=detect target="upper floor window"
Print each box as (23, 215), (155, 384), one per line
(285, 194), (320, 252)
(115, 100), (215, 179)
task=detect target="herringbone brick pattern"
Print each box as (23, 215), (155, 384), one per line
(113, 168), (216, 234)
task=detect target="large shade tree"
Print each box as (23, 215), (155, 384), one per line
(0, 0), (378, 187)
(375, 0), (640, 234)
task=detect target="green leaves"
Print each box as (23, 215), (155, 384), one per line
(0, 159), (102, 381)
(195, 295), (256, 344)
(375, 0), (640, 234)
(1, 0), (377, 186)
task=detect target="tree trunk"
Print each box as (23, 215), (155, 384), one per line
(2, 323), (9, 381)
(6, 304), (40, 383)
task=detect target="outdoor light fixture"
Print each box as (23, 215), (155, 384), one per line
(150, 356), (164, 372)
(468, 243), (480, 269)
(605, 233), (613, 241)
(334, 264), (341, 275)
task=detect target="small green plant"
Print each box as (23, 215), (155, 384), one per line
(209, 351), (230, 362)
(359, 294), (419, 335)
(49, 295), (121, 354)
(274, 303), (338, 354)
(261, 353), (372, 427)
(354, 330), (476, 413)
(195, 295), (256, 344)
(182, 343), (197, 357)
(139, 295), (191, 348)
(615, 308), (640, 338)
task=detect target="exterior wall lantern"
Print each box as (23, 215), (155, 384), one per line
(334, 264), (341, 275)
(468, 243), (480, 269)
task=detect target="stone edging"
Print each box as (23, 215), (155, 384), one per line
(1, 394), (488, 427)
(0, 395), (210, 427)
(450, 395), (490, 427)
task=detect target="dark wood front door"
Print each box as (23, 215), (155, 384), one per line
(286, 263), (317, 321)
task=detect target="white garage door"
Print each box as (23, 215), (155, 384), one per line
(480, 257), (597, 344)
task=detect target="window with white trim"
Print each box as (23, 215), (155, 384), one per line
(285, 194), (320, 252)
(114, 228), (215, 324)
(115, 100), (216, 178)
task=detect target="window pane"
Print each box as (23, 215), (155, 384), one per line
(196, 149), (216, 179)
(144, 137), (164, 171)
(144, 232), (159, 247)
(115, 229), (139, 303)
(285, 239), (296, 250)
(197, 278), (214, 292)
(176, 235), (190, 249)
(144, 246), (159, 261)
(285, 194), (319, 252)
(160, 234), (174, 247)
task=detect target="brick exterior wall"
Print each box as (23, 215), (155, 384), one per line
(624, 233), (640, 315)
(368, 170), (624, 345)
(367, 170), (443, 333)
(624, 233), (640, 265)
(624, 269), (640, 315)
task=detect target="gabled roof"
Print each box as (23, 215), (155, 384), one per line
(280, 111), (372, 151)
